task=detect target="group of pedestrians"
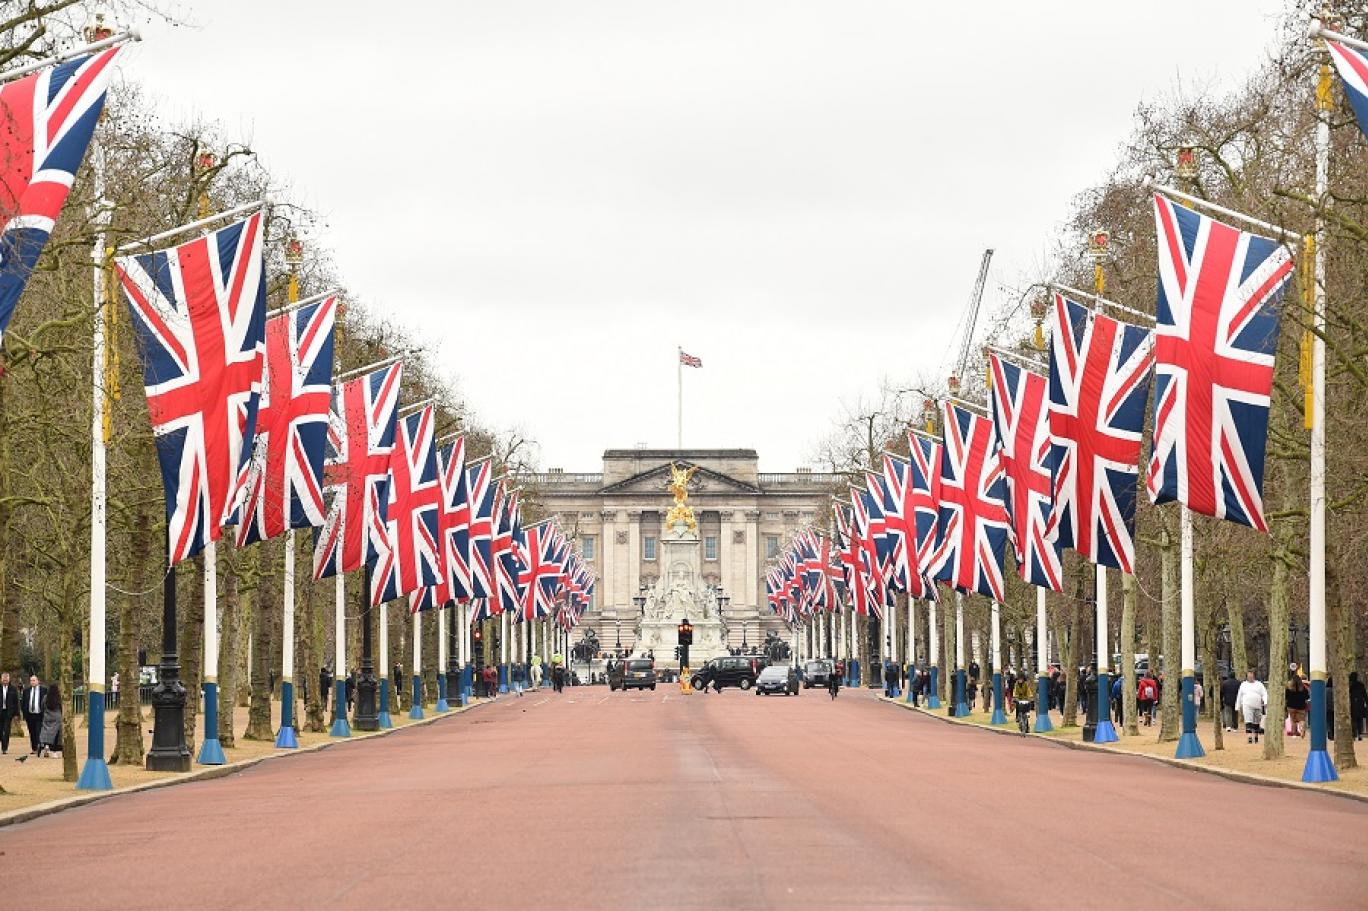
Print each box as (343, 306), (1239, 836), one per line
(0, 670), (63, 758)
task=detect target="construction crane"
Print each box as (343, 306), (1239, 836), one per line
(950, 248), (994, 396)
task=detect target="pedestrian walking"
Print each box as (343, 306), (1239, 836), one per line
(1350, 672), (1367, 742)
(1110, 672), (1124, 726)
(1285, 671), (1309, 738)
(39, 682), (62, 757)
(1236, 670), (1268, 744)
(320, 665), (332, 713)
(110, 671), (120, 709)
(0, 671), (19, 754)
(345, 668), (357, 710)
(552, 663), (566, 693)
(1137, 672), (1159, 727)
(22, 674), (45, 755)
(1220, 672), (1240, 731)
(394, 665), (406, 710)
(530, 661), (543, 691)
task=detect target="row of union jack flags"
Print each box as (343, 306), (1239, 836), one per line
(769, 194), (1295, 613)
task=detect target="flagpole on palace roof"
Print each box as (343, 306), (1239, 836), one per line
(677, 345), (683, 448)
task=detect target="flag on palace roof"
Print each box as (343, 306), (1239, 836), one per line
(311, 362), (403, 579)
(1326, 38), (1368, 141)
(988, 353), (1063, 591)
(0, 47), (121, 343)
(679, 349), (702, 368)
(1045, 293), (1153, 574)
(1147, 194), (1293, 533)
(233, 295), (336, 546)
(927, 401), (1009, 601)
(118, 211), (267, 564)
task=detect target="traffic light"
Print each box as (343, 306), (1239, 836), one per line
(472, 626), (483, 643)
(674, 646), (681, 661)
(677, 620), (693, 646)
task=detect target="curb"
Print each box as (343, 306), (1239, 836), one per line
(879, 696), (1368, 806)
(0, 698), (492, 829)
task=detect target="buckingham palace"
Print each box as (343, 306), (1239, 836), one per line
(525, 449), (840, 653)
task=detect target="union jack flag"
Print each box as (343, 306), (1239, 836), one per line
(928, 402), (1009, 601)
(311, 362), (403, 579)
(1327, 39), (1368, 141)
(819, 532), (845, 608)
(491, 481), (521, 615)
(907, 432), (943, 600)
(849, 488), (885, 618)
(1045, 293), (1154, 573)
(989, 353), (1063, 591)
(408, 436), (468, 613)
(371, 406), (442, 605)
(0, 48), (121, 341)
(832, 501), (860, 614)
(464, 457), (495, 599)
(519, 520), (562, 620)
(1148, 195), (1293, 532)
(118, 212), (267, 564)
(233, 296), (336, 546)
(881, 453), (927, 597)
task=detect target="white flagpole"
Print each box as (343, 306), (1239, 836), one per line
(79, 140), (113, 791)
(197, 541), (223, 763)
(1174, 506), (1202, 756)
(953, 592), (966, 715)
(677, 346), (683, 448)
(927, 598), (941, 708)
(989, 600), (1004, 723)
(1034, 587), (1053, 731)
(276, 530), (298, 746)
(330, 572), (350, 735)
(436, 606), (449, 710)
(1095, 565), (1118, 742)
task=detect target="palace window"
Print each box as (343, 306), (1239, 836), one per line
(581, 536), (595, 560)
(765, 535), (779, 558)
(704, 535), (718, 561)
(643, 536), (657, 561)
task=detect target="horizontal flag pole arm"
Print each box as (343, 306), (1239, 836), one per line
(908, 428), (939, 443)
(1048, 283), (1155, 323)
(0, 30), (141, 85)
(115, 198), (267, 253)
(334, 352), (405, 383)
(398, 398), (434, 416)
(1311, 18), (1368, 53)
(1146, 179), (1301, 244)
(466, 454), (493, 467)
(985, 344), (1048, 375)
(435, 430), (463, 444)
(267, 288), (341, 318)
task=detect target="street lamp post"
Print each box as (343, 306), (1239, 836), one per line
(353, 567), (378, 730)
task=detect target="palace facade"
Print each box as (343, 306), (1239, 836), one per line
(525, 449), (839, 653)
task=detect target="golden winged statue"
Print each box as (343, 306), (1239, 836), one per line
(665, 462), (699, 532)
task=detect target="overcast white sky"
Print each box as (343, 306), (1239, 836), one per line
(123, 0), (1289, 471)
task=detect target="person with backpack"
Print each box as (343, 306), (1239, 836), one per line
(1137, 671), (1159, 727)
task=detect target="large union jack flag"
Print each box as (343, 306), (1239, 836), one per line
(492, 482), (523, 616)
(408, 435), (468, 613)
(1148, 195), (1293, 532)
(371, 405), (442, 605)
(119, 211), (267, 564)
(233, 296), (336, 546)
(928, 401), (1009, 601)
(1045, 293), (1154, 573)
(311, 362), (403, 579)
(907, 432), (943, 600)
(464, 457), (495, 600)
(881, 453), (928, 598)
(989, 353), (1063, 591)
(519, 520), (563, 621)
(0, 48), (120, 341)
(849, 488), (885, 618)
(1327, 39), (1368, 141)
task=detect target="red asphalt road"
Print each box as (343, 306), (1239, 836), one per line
(3, 687), (1367, 909)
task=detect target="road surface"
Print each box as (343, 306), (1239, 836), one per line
(4, 686), (1367, 909)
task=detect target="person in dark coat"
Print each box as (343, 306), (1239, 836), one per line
(39, 682), (62, 757)
(0, 671), (19, 754)
(345, 668), (357, 709)
(1349, 672), (1367, 742)
(319, 666), (333, 712)
(1220, 673), (1240, 732)
(22, 674), (46, 755)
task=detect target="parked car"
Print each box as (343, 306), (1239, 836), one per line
(803, 659), (833, 689)
(756, 664), (800, 696)
(691, 656), (760, 692)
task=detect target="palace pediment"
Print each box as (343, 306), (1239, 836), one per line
(598, 460), (759, 497)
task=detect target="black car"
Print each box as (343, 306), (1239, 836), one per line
(756, 664), (800, 696)
(691, 656), (760, 692)
(802, 659), (833, 689)
(610, 658), (657, 691)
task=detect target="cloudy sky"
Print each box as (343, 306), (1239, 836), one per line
(122, 0), (1289, 471)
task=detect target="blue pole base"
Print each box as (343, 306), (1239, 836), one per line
(1302, 748), (1339, 783)
(77, 756), (112, 791)
(927, 666), (941, 708)
(330, 680), (351, 737)
(274, 725), (299, 749)
(1175, 731), (1206, 759)
(498, 663), (509, 693)
(952, 702), (970, 717)
(436, 675), (449, 712)
(408, 704), (424, 720)
(377, 679), (393, 728)
(435, 697), (450, 712)
(1093, 719), (1119, 743)
(851, 659), (861, 687)
(927, 695), (941, 708)
(1034, 676), (1054, 732)
(197, 736), (226, 765)
(991, 708), (1007, 725)
(990, 673), (1005, 724)
(78, 690), (112, 791)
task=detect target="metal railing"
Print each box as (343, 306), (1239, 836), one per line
(522, 472), (604, 485)
(757, 472), (843, 487)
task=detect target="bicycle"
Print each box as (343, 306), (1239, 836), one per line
(828, 677), (841, 700)
(1015, 699), (1033, 734)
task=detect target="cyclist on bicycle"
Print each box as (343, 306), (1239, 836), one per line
(829, 660), (844, 699)
(1012, 672), (1034, 733)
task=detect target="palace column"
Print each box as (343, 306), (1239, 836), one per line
(627, 509), (642, 604)
(744, 509), (759, 623)
(600, 509), (618, 644)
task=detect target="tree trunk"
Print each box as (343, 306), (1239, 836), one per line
(244, 545), (275, 740)
(1263, 551), (1291, 761)
(58, 605), (78, 782)
(1204, 605), (1223, 751)
(112, 505), (149, 766)
(0, 354), (19, 746)
(1059, 592), (1079, 727)
(1229, 597), (1248, 682)
(1159, 526), (1180, 742)
(217, 540), (241, 749)
(180, 557), (204, 754)
(940, 602), (953, 704)
(1328, 562), (1358, 770)
(302, 552), (325, 733)
(1121, 573), (1139, 737)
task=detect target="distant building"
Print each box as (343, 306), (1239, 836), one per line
(524, 449), (839, 652)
